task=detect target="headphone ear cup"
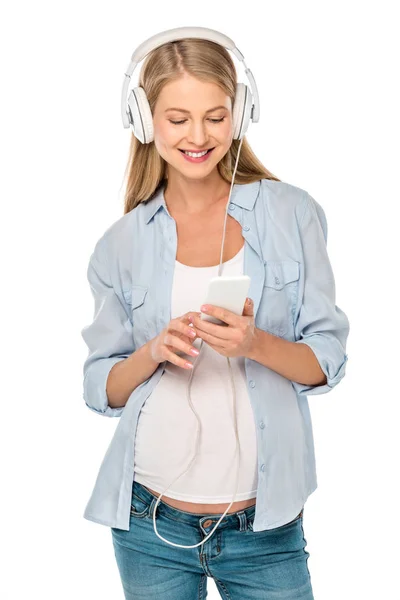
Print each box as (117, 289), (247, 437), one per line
(127, 86), (154, 144)
(232, 82), (253, 140)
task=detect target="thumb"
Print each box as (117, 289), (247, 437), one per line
(242, 297), (254, 315)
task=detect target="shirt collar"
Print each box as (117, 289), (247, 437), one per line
(143, 179), (262, 225)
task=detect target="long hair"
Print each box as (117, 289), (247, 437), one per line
(122, 38), (281, 214)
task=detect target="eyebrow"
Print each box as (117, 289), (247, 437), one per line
(164, 105), (228, 114)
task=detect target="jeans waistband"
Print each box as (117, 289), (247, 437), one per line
(132, 480), (257, 531)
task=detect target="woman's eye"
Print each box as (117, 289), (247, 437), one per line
(169, 118), (225, 125)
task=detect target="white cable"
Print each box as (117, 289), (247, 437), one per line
(151, 137), (246, 548)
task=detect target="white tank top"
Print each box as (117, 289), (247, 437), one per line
(133, 244), (258, 502)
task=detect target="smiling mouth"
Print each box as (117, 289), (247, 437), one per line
(178, 148), (215, 154)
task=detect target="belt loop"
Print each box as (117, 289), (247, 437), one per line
(147, 497), (158, 520)
(237, 510), (248, 532)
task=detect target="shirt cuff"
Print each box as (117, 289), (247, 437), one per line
(291, 339), (349, 396)
(83, 356), (127, 417)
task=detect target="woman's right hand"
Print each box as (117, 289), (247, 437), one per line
(149, 312), (201, 369)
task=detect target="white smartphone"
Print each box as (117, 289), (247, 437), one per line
(200, 275), (251, 326)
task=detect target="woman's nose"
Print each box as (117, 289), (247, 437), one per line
(186, 122), (209, 145)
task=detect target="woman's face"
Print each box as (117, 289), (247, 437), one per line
(152, 74), (233, 180)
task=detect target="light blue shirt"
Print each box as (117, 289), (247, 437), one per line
(81, 178), (350, 531)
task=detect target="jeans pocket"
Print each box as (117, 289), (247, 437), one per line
(130, 492), (150, 519)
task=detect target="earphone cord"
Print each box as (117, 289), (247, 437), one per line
(151, 136), (245, 548)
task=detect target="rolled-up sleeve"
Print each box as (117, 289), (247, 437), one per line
(81, 235), (134, 416)
(291, 192), (350, 396)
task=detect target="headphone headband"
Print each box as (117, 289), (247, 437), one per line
(121, 26), (260, 129)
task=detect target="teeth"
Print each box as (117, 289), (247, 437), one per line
(184, 149), (209, 158)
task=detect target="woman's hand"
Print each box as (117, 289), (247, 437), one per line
(149, 311), (200, 370)
(189, 298), (256, 359)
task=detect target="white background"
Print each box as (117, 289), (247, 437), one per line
(1, 1), (399, 598)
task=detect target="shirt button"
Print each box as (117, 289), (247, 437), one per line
(249, 380), (255, 388)
(229, 203), (235, 210)
(260, 464), (265, 472)
(275, 277), (280, 285)
(243, 225), (250, 231)
(259, 421), (265, 429)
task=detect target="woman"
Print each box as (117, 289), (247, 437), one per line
(81, 34), (350, 600)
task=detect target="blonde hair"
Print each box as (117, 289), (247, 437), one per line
(122, 38), (281, 215)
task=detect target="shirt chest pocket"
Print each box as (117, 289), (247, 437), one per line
(122, 285), (150, 348)
(257, 260), (300, 338)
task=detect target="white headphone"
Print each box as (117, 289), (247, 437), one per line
(121, 26), (260, 143)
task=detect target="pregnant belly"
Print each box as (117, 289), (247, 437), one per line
(143, 485), (256, 514)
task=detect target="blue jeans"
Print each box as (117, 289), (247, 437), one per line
(111, 480), (314, 599)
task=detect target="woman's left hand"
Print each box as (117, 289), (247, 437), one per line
(189, 298), (256, 358)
